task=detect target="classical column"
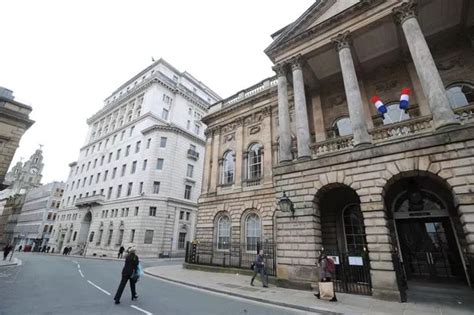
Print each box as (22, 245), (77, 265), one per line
(290, 56), (312, 159)
(393, 1), (459, 129)
(332, 31), (371, 147)
(201, 131), (213, 193)
(273, 64), (292, 162)
(234, 119), (244, 188)
(208, 128), (221, 193)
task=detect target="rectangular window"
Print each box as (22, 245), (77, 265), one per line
(190, 144), (196, 151)
(104, 170), (108, 181)
(156, 158), (164, 170)
(135, 141), (141, 153)
(108, 152), (113, 163)
(147, 138), (151, 149)
(89, 175), (93, 185)
(143, 159), (147, 170)
(87, 162), (91, 171)
(131, 161), (137, 174)
(160, 137), (167, 148)
(139, 182), (143, 194)
(116, 185), (122, 198)
(144, 230), (154, 244)
(184, 185), (192, 200)
(120, 130), (125, 140)
(153, 181), (160, 194)
(107, 229), (113, 246)
(121, 164), (126, 176)
(194, 124), (200, 134)
(134, 207), (139, 216)
(129, 126), (135, 136)
(186, 120), (190, 130)
(127, 182), (133, 196)
(161, 108), (169, 120)
(81, 164), (84, 173)
(186, 164), (194, 178)
(116, 229), (124, 246)
(130, 229), (135, 242)
(179, 211), (184, 220)
(82, 177), (86, 187)
(125, 208), (129, 216)
(100, 156), (105, 166)
(112, 167), (117, 179)
(178, 232), (186, 249)
(113, 135), (117, 144)
(186, 212), (190, 221)
(107, 187), (113, 199)
(116, 149), (121, 160)
(97, 230), (103, 245)
(96, 173), (100, 183)
(100, 188), (104, 195)
(149, 207), (156, 216)
(125, 145), (130, 157)
(93, 159), (97, 168)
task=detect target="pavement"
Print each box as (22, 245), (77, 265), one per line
(0, 257), (21, 267)
(144, 264), (474, 315)
(0, 252), (324, 315)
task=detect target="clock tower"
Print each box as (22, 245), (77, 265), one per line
(21, 148), (44, 189)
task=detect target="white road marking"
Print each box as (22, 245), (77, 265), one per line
(78, 269), (84, 278)
(87, 280), (111, 295)
(131, 305), (153, 315)
(77, 264), (80, 269)
(72, 260), (78, 264)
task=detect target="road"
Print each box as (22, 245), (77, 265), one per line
(0, 253), (315, 315)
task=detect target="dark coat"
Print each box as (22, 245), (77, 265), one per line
(255, 254), (265, 270)
(119, 246), (125, 254)
(122, 253), (139, 277)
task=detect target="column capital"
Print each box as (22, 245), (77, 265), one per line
(393, 0), (418, 25)
(331, 31), (352, 52)
(290, 55), (304, 71)
(272, 63), (288, 76)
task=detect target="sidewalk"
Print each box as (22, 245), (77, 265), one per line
(27, 251), (184, 263)
(0, 257), (21, 267)
(144, 264), (473, 315)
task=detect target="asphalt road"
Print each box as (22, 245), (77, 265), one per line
(0, 253), (314, 315)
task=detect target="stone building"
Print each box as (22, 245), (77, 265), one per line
(0, 148), (44, 247)
(49, 59), (221, 257)
(194, 0), (474, 302)
(0, 87), (34, 190)
(13, 181), (64, 250)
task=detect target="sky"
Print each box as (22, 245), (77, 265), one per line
(1, 0), (314, 184)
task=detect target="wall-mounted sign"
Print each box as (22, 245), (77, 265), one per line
(348, 256), (364, 266)
(328, 255), (340, 265)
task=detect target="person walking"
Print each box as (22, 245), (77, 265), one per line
(314, 251), (337, 302)
(68, 246), (72, 255)
(250, 249), (268, 287)
(113, 247), (139, 304)
(3, 244), (12, 260)
(117, 245), (125, 259)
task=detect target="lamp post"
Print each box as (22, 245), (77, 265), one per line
(278, 191), (295, 217)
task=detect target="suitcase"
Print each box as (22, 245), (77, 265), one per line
(318, 281), (335, 300)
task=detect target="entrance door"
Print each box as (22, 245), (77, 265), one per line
(396, 217), (464, 283)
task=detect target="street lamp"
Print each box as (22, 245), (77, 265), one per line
(278, 191), (295, 217)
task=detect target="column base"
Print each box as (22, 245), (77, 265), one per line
(434, 120), (461, 131)
(354, 141), (373, 149)
(297, 156), (311, 161)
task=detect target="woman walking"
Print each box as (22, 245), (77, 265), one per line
(114, 247), (139, 304)
(314, 251), (337, 302)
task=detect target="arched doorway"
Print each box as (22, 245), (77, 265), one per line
(77, 211), (92, 253)
(316, 184), (371, 295)
(384, 173), (470, 286)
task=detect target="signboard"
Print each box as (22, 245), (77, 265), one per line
(348, 256), (364, 266)
(328, 255), (340, 265)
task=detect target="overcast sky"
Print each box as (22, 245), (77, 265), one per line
(1, 0), (314, 184)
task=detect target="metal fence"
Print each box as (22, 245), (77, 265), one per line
(185, 240), (277, 276)
(325, 249), (372, 296)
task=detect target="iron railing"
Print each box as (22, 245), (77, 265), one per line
(324, 249), (372, 296)
(185, 240), (277, 276)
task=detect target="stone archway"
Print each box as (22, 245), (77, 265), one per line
(383, 171), (471, 288)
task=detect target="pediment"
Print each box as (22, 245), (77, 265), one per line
(266, 0), (361, 58)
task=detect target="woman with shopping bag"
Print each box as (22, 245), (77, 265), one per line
(314, 251), (337, 302)
(114, 246), (140, 304)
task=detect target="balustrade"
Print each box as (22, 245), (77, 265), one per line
(454, 104), (474, 124)
(370, 115), (433, 142)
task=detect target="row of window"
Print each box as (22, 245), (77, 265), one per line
(221, 143), (263, 185)
(91, 228), (154, 245)
(216, 213), (261, 251)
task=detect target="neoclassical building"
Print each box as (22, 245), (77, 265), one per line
(194, 0), (474, 301)
(49, 59), (221, 257)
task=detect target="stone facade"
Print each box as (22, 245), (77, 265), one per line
(0, 87), (34, 190)
(49, 58), (221, 257)
(195, 0), (474, 302)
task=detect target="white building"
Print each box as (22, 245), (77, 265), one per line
(49, 59), (221, 257)
(13, 181), (64, 250)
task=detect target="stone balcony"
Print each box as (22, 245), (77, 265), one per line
(75, 194), (105, 208)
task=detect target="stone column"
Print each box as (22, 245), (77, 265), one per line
(234, 120), (244, 188)
(208, 128), (221, 193)
(332, 32), (372, 147)
(393, 1), (459, 129)
(273, 64), (292, 162)
(290, 56), (312, 159)
(405, 61), (431, 116)
(202, 131), (214, 193)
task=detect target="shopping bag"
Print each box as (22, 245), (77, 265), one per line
(137, 263), (144, 277)
(318, 282), (334, 300)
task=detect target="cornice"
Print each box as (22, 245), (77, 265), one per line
(0, 106), (35, 128)
(265, 0), (385, 62)
(141, 122), (206, 145)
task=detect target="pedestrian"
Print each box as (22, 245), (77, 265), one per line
(250, 249), (268, 287)
(62, 247), (68, 255)
(18, 245), (22, 252)
(117, 245), (125, 259)
(3, 243), (12, 260)
(68, 246), (72, 255)
(47, 246), (50, 253)
(114, 246), (139, 304)
(314, 251), (337, 302)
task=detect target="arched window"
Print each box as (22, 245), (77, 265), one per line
(245, 213), (261, 251)
(383, 103), (410, 125)
(343, 204), (366, 253)
(217, 215), (231, 250)
(333, 117), (352, 137)
(247, 144), (262, 180)
(446, 83), (474, 109)
(222, 151), (235, 184)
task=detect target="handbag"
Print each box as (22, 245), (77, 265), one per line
(318, 282), (334, 300)
(137, 263), (144, 277)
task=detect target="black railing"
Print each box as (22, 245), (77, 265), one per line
(185, 240), (277, 276)
(324, 249), (372, 296)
